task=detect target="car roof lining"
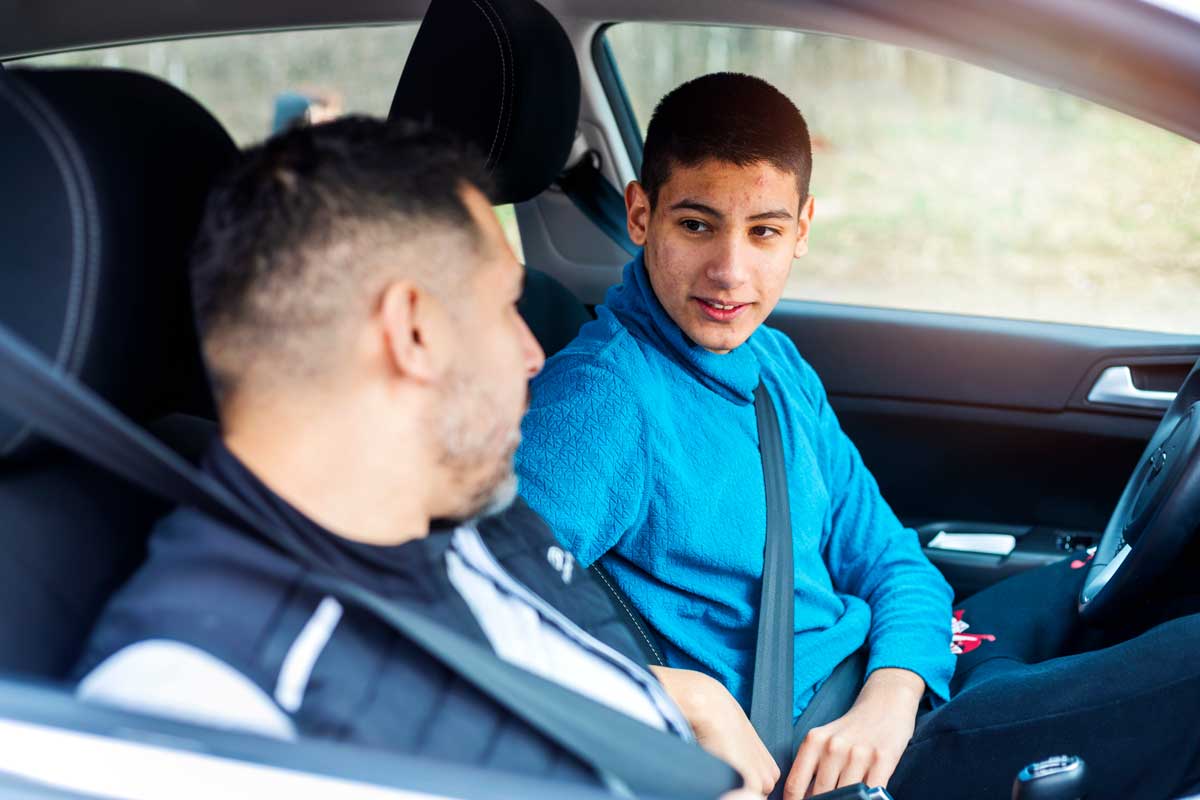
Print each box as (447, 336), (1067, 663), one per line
(5, 0), (1200, 149)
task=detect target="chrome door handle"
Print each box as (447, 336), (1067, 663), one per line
(1087, 366), (1177, 410)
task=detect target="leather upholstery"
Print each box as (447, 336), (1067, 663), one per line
(0, 67), (235, 676)
(390, 0), (594, 358)
(389, 0), (581, 205)
(0, 68), (234, 461)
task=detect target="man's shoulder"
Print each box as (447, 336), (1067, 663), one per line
(74, 506), (304, 679)
(477, 499), (586, 595)
(137, 506), (303, 595)
(477, 497), (557, 556)
(477, 500), (650, 664)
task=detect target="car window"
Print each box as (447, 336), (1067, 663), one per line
(10, 27), (523, 260)
(605, 24), (1200, 335)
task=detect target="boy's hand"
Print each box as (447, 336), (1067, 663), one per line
(783, 668), (923, 799)
(651, 666), (781, 796)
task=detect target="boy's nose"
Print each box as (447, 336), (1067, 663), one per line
(704, 235), (750, 289)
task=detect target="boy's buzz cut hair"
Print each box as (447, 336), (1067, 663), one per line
(640, 72), (812, 208)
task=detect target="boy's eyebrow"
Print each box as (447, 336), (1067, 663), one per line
(669, 200), (794, 223)
(669, 199), (725, 220)
(747, 209), (794, 222)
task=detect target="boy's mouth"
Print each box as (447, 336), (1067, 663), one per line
(694, 297), (749, 322)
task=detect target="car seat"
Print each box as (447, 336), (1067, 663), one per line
(388, 0), (595, 358)
(0, 67), (236, 677)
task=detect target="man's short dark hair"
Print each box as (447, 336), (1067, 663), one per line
(640, 73), (812, 208)
(191, 116), (493, 403)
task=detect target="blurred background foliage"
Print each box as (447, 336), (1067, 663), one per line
(608, 24), (1200, 334)
(19, 22), (1200, 333)
(26, 26), (419, 145)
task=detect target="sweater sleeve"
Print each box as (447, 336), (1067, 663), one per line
(793, 356), (955, 701)
(516, 358), (649, 569)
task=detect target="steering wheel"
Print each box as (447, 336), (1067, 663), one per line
(1079, 358), (1200, 622)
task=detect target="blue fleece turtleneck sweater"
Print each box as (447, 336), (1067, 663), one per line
(516, 255), (954, 719)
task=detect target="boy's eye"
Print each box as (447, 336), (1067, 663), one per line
(681, 219), (710, 233)
(751, 226), (780, 238)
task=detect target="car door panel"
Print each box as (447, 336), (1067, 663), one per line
(771, 300), (1200, 410)
(768, 301), (1200, 595)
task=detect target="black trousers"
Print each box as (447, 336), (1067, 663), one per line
(888, 558), (1200, 800)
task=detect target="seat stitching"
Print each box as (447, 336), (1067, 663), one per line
(468, 0), (508, 166)
(0, 76), (99, 457)
(6, 79), (99, 376)
(475, 0), (514, 168)
(594, 567), (664, 666)
(46, 89), (101, 379)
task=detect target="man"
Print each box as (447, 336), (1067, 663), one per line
(516, 72), (1200, 799)
(72, 117), (758, 797)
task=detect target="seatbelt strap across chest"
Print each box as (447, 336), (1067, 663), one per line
(750, 381), (796, 796)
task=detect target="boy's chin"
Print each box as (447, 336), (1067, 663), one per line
(687, 324), (755, 354)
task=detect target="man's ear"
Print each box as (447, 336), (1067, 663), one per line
(378, 280), (449, 384)
(625, 180), (651, 247)
(793, 195), (816, 259)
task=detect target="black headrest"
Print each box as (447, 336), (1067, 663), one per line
(389, 0), (581, 204)
(0, 68), (237, 461)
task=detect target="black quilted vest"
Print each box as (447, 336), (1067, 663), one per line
(75, 498), (655, 787)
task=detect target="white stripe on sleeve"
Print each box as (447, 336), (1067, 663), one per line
(77, 639), (297, 741)
(274, 596), (344, 713)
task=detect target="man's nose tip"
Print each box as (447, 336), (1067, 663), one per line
(526, 340), (546, 378)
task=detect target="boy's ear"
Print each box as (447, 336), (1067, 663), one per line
(793, 195), (816, 259)
(625, 181), (651, 246)
(378, 280), (450, 384)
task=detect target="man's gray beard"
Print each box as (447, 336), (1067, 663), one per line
(473, 469), (518, 521)
(434, 371), (521, 522)
(440, 445), (519, 523)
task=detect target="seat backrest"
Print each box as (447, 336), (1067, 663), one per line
(0, 67), (237, 678)
(389, 0), (594, 358)
(518, 267), (594, 359)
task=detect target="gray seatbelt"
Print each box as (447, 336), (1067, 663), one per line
(750, 382), (795, 798)
(791, 648), (867, 751)
(752, 385), (869, 785)
(0, 319), (740, 800)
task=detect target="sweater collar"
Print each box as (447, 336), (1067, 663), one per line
(604, 252), (760, 404)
